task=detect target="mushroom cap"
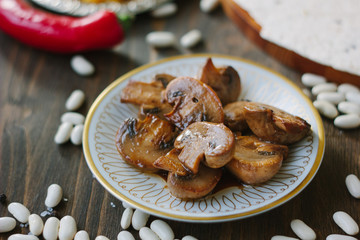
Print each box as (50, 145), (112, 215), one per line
(115, 115), (178, 172)
(153, 149), (190, 176)
(226, 135), (288, 185)
(121, 80), (164, 106)
(223, 101), (249, 132)
(174, 122), (235, 174)
(164, 76), (224, 130)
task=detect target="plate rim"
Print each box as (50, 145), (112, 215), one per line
(83, 53), (325, 222)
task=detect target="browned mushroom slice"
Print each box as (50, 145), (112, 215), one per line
(167, 164), (222, 199)
(164, 76), (224, 130)
(174, 122), (235, 174)
(244, 102), (311, 145)
(153, 149), (190, 176)
(226, 135), (288, 185)
(198, 58), (241, 105)
(121, 81), (164, 106)
(115, 115), (178, 172)
(223, 101), (249, 132)
(153, 73), (176, 88)
(139, 103), (173, 120)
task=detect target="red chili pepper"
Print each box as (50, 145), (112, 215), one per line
(0, 0), (125, 53)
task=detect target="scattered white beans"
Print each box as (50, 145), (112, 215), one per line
(59, 215), (77, 240)
(346, 174), (360, 198)
(146, 31), (176, 48)
(66, 90), (85, 111)
(181, 236), (198, 240)
(290, 219), (316, 240)
(317, 92), (345, 104)
(70, 55), (95, 77)
(338, 101), (360, 115)
(117, 231), (135, 240)
(43, 217), (60, 240)
(334, 114), (360, 129)
(122, 201), (132, 209)
(45, 184), (63, 208)
(54, 122), (73, 144)
(121, 207), (133, 229)
(8, 202), (30, 223)
(8, 234), (39, 240)
(333, 211), (359, 235)
(0, 217), (16, 233)
(151, 3), (177, 18)
(271, 236), (299, 240)
(326, 234), (358, 240)
(180, 29), (202, 48)
(313, 100), (338, 119)
(199, 0), (219, 13)
(61, 112), (85, 125)
(301, 73), (327, 87)
(132, 209), (150, 230)
(139, 227), (160, 240)
(28, 214), (44, 236)
(311, 83), (337, 96)
(337, 83), (360, 94)
(74, 230), (90, 240)
(95, 236), (110, 240)
(70, 124), (84, 145)
(150, 219), (174, 240)
(345, 92), (360, 105)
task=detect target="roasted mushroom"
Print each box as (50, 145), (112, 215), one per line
(174, 122), (235, 174)
(226, 135), (288, 185)
(164, 76), (224, 130)
(198, 58), (241, 105)
(153, 73), (176, 88)
(153, 149), (190, 176)
(167, 164), (222, 199)
(223, 101), (249, 132)
(244, 102), (311, 145)
(120, 80), (165, 106)
(115, 115), (178, 172)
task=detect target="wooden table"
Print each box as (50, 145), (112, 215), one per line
(1, 1), (359, 239)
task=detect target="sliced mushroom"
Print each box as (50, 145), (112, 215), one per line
(139, 103), (173, 120)
(167, 164), (222, 199)
(164, 76), (224, 130)
(174, 122), (235, 174)
(223, 101), (249, 132)
(226, 135), (288, 185)
(153, 149), (190, 176)
(121, 80), (164, 106)
(153, 73), (176, 88)
(244, 102), (311, 145)
(115, 115), (178, 172)
(198, 58), (241, 105)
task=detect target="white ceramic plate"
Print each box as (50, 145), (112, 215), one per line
(83, 54), (325, 222)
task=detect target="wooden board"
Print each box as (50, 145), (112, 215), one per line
(221, 0), (360, 87)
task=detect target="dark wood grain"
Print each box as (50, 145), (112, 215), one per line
(1, 1), (360, 239)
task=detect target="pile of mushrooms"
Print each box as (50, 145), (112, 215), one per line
(116, 58), (311, 199)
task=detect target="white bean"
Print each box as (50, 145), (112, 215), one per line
(122, 201), (132, 209)
(120, 208), (133, 229)
(66, 90), (85, 111)
(301, 73), (326, 87)
(313, 100), (338, 119)
(181, 236), (198, 240)
(180, 29), (202, 48)
(0, 217), (16, 233)
(8, 234), (39, 240)
(346, 174), (360, 198)
(290, 219), (316, 240)
(70, 55), (95, 77)
(45, 184), (63, 208)
(302, 88), (312, 98)
(337, 83), (360, 94)
(95, 236), (110, 240)
(146, 32), (176, 48)
(333, 211), (359, 235)
(326, 234), (357, 240)
(139, 227), (160, 240)
(338, 102), (360, 115)
(132, 209), (150, 230)
(70, 124), (84, 145)
(29, 214), (44, 236)
(74, 230), (90, 240)
(200, 0), (219, 13)
(117, 231), (135, 240)
(345, 92), (360, 105)
(271, 236), (299, 240)
(43, 217), (60, 240)
(334, 114), (360, 129)
(317, 92), (345, 104)
(8, 202), (30, 223)
(150, 219), (174, 240)
(151, 3), (177, 18)
(54, 122), (73, 144)
(61, 112), (85, 125)
(59, 215), (77, 240)
(311, 83), (337, 96)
